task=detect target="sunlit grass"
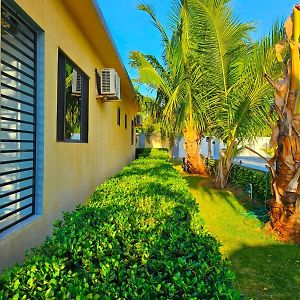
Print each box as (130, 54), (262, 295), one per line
(174, 164), (300, 299)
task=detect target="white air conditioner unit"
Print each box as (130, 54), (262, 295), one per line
(98, 68), (121, 101)
(135, 115), (142, 127)
(71, 69), (81, 95)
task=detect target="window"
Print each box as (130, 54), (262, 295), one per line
(131, 120), (135, 145)
(1, 2), (40, 233)
(57, 51), (88, 142)
(125, 114), (127, 129)
(117, 107), (121, 126)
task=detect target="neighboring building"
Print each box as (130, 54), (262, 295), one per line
(0, 0), (138, 270)
(138, 133), (270, 166)
(137, 133), (224, 159)
(177, 137), (223, 160)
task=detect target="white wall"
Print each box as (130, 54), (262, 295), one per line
(178, 137), (270, 159)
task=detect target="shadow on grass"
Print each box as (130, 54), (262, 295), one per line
(183, 175), (247, 215)
(179, 170), (300, 299)
(184, 172), (269, 224)
(226, 184), (270, 223)
(229, 243), (300, 299)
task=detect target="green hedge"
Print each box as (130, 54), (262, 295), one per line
(205, 158), (217, 175)
(0, 156), (239, 299)
(229, 165), (271, 202)
(206, 158), (271, 202)
(135, 148), (169, 160)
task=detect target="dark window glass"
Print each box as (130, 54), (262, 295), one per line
(57, 51), (88, 142)
(125, 114), (127, 129)
(117, 107), (121, 126)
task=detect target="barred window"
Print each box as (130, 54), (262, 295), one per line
(1, 3), (37, 232)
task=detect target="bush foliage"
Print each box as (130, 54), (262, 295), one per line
(206, 158), (271, 202)
(135, 148), (169, 160)
(229, 165), (271, 202)
(0, 155), (239, 299)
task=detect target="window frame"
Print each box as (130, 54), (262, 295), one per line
(131, 120), (135, 145)
(117, 107), (121, 126)
(56, 50), (89, 143)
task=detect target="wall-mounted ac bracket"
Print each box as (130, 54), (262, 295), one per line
(96, 95), (121, 102)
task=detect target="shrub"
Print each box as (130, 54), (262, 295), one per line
(229, 165), (271, 203)
(135, 148), (169, 160)
(205, 158), (217, 175)
(0, 158), (239, 299)
(206, 159), (271, 203)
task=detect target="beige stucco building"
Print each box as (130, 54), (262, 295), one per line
(0, 0), (138, 270)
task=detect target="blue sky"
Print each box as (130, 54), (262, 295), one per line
(98, 0), (297, 79)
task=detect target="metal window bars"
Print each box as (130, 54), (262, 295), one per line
(0, 3), (37, 233)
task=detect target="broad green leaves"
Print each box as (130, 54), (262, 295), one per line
(0, 153), (239, 299)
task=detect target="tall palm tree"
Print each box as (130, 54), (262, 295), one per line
(131, 0), (255, 174)
(266, 5), (300, 242)
(213, 79), (274, 189)
(212, 23), (284, 188)
(182, 0), (258, 186)
(130, 1), (217, 174)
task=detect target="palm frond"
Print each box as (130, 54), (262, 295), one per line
(129, 51), (172, 97)
(137, 3), (169, 46)
(188, 0), (253, 97)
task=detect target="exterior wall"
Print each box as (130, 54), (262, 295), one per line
(137, 133), (169, 149)
(144, 133), (169, 149)
(0, 0), (137, 270)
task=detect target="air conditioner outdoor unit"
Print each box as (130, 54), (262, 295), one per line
(135, 115), (143, 127)
(97, 68), (121, 101)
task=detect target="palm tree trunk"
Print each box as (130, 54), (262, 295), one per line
(183, 129), (207, 175)
(268, 4), (300, 242)
(268, 110), (300, 242)
(269, 117), (300, 242)
(215, 157), (230, 189)
(168, 135), (175, 159)
(207, 137), (212, 159)
(215, 139), (235, 189)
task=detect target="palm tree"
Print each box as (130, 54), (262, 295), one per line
(266, 5), (300, 242)
(185, 0), (283, 188)
(212, 23), (283, 188)
(213, 81), (274, 189)
(130, 1), (216, 174)
(182, 0), (260, 187)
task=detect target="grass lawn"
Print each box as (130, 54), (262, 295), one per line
(174, 164), (300, 299)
